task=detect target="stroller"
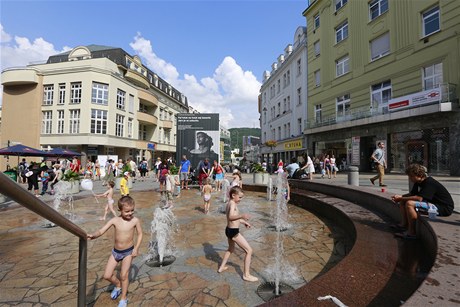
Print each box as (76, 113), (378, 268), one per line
(188, 168), (199, 186)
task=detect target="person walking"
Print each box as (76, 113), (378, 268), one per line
(179, 155), (191, 190)
(370, 142), (387, 187)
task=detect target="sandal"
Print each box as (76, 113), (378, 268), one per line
(389, 224), (406, 231)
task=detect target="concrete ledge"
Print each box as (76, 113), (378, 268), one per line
(245, 181), (460, 306)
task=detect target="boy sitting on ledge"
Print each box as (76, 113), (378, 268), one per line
(391, 163), (454, 240)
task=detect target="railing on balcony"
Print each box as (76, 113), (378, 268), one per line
(307, 83), (457, 129)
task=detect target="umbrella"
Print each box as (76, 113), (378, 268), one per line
(47, 147), (82, 158)
(0, 144), (52, 157)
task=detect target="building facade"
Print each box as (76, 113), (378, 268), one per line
(303, 0), (460, 175)
(220, 126), (231, 164)
(259, 26), (309, 166)
(1, 45), (189, 169)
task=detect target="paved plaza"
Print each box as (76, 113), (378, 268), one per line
(0, 175), (349, 306)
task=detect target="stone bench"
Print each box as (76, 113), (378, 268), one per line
(244, 180), (459, 306)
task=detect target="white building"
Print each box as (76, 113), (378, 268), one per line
(1, 45), (189, 169)
(259, 26), (309, 165)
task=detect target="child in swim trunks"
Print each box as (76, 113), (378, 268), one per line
(96, 180), (116, 221)
(88, 196), (143, 307)
(202, 177), (212, 214)
(217, 186), (258, 282)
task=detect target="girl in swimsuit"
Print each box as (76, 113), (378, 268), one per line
(95, 181), (116, 220)
(217, 186), (258, 282)
(202, 177), (212, 214)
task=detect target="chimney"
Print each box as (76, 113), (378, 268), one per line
(263, 70), (271, 81)
(271, 62), (278, 71)
(278, 54), (285, 64)
(285, 44), (293, 56)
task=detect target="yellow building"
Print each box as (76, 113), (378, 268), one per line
(1, 45), (189, 169)
(303, 0), (460, 175)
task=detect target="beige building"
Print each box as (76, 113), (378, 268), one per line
(303, 0), (460, 175)
(1, 45), (189, 169)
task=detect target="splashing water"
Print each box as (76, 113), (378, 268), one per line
(264, 172), (300, 296)
(267, 177), (273, 201)
(221, 179), (230, 203)
(147, 207), (177, 264)
(53, 181), (75, 221)
(271, 172), (290, 231)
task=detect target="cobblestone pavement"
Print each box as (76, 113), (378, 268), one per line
(0, 175), (348, 306)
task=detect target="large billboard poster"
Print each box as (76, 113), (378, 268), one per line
(176, 113), (220, 170)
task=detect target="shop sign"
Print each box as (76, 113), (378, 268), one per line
(283, 139), (303, 150)
(389, 88), (441, 112)
(147, 143), (155, 150)
(351, 136), (360, 165)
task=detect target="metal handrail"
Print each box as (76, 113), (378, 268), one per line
(0, 172), (87, 306)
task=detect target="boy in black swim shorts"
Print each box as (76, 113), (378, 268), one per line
(218, 186), (258, 282)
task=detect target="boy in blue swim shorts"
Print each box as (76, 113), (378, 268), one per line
(88, 196), (143, 307)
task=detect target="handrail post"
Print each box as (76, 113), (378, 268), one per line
(78, 237), (87, 307)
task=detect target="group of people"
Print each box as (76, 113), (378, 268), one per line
(86, 154), (257, 306)
(18, 156), (81, 197)
(276, 153), (341, 181)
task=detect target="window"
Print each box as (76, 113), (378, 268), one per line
(116, 89), (126, 110)
(115, 114), (124, 137)
(336, 21), (348, 43)
(43, 85), (54, 105)
(165, 130), (171, 144)
(69, 109), (80, 133)
(277, 79), (281, 93)
(129, 95), (134, 113)
(298, 118), (302, 134)
(336, 55), (350, 77)
(127, 118), (133, 138)
(314, 70), (321, 87)
(422, 6), (440, 37)
(297, 88), (302, 105)
(41, 111), (52, 134)
(70, 82), (82, 104)
(314, 14), (320, 29)
(287, 123), (291, 138)
(91, 82), (108, 105)
(297, 59), (302, 75)
(369, 0), (388, 21)
(315, 104), (322, 123)
(423, 63), (443, 90)
(278, 127), (281, 140)
(277, 102), (281, 116)
(287, 70), (290, 86)
(314, 40), (320, 57)
(139, 124), (147, 141)
(283, 98), (287, 113)
(57, 110), (64, 134)
(336, 94), (351, 117)
(370, 32), (390, 61)
(58, 83), (65, 105)
(335, 0), (347, 11)
(287, 96), (291, 111)
(159, 127), (163, 143)
(91, 109), (107, 134)
(371, 80), (392, 109)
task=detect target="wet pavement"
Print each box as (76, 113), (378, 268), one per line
(0, 175), (348, 306)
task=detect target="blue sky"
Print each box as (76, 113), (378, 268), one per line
(0, 0), (308, 128)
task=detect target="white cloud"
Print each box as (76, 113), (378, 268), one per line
(130, 34), (261, 128)
(0, 24), (70, 106)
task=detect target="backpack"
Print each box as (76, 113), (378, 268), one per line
(159, 168), (168, 180)
(140, 162), (147, 170)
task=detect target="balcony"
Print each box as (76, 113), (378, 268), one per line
(1, 68), (39, 86)
(138, 89), (158, 107)
(306, 83), (457, 133)
(138, 111), (158, 125)
(162, 119), (173, 130)
(125, 70), (149, 89)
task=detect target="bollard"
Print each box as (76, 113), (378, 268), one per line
(348, 166), (359, 186)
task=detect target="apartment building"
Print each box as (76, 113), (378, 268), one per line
(259, 26), (309, 166)
(303, 0), (460, 175)
(1, 45), (189, 169)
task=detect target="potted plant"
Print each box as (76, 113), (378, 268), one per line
(61, 170), (81, 194)
(252, 163), (268, 185)
(115, 163), (133, 190)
